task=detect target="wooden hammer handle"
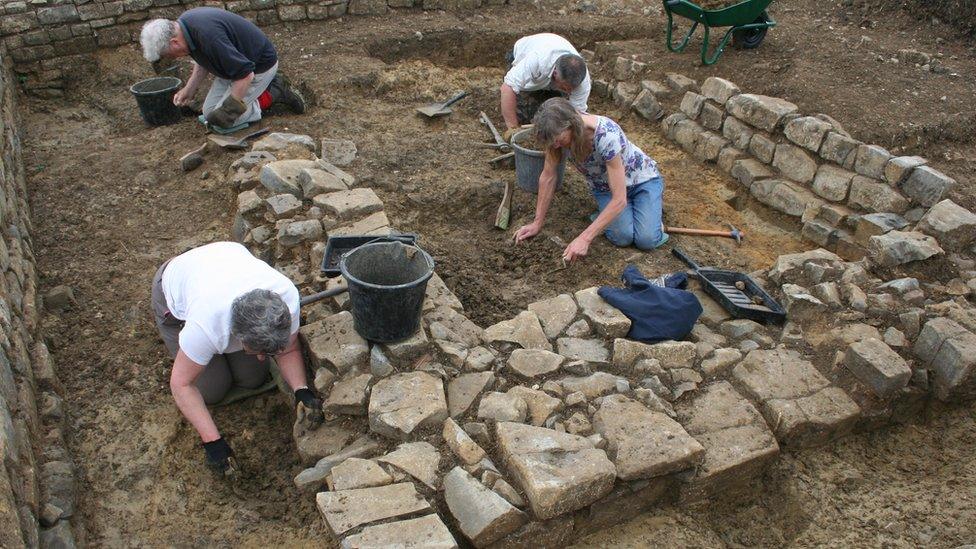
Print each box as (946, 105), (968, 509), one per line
(666, 227), (740, 238)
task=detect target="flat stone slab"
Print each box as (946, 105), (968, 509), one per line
(259, 159), (318, 197)
(557, 372), (626, 400)
(507, 349), (564, 380)
(483, 311), (552, 351)
(675, 382), (779, 499)
(556, 338), (609, 365)
(495, 422), (616, 520)
(448, 371), (495, 418)
(329, 211), (392, 237)
(368, 372), (448, 440)
(575, 287), (631, 338)
(612, 339), (697, 370)
(329, 458), (392, 491)
(507, 386), (563, 427)
(478, 392), (527, 423)
(295, 421), (360, 466)
(444, 417), (487, 466)
(867, 230), (943, 268)
(592, 395), (704, 480)
(732, 348), (860, 447)
(340, 514), (457, 549)
(316, 482), (432, 536)
(726, 94), (798, 132)
(444, 467), (527, 547)
(301, 311), (369, 374)
(377, 441), (441, 490)
(324, 373), (372, 416)
(313, 188), (383, 220)
(527, 293), (579, 339)
(298, 167), (349, 198)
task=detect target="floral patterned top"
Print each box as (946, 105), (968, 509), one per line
(566, 116), (660, 193)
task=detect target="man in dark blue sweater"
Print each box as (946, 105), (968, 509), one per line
(140, 8), (305, 129)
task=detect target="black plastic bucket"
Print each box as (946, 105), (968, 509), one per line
(340, 241), (435, 342)
(130, 77), (183, 126)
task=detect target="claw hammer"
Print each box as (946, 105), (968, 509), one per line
(665, 223), (744, 245)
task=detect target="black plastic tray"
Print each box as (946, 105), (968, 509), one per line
(321, 233), (418, 277)
(673, 248), (786, 324)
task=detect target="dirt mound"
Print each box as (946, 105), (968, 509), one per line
(855, 0), (976, 34)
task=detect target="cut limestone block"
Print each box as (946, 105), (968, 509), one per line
(298, 167), (348, 198)
(731, 158), (774, 188)
(592, 395), (704, 480)
(259, 159), (318, 197)
(666, 73), (697, 93)
(483, 311), (552, 351)
(848, 175), (909, 214)
(699, 102), (725, 131)
(556, 338), (610, 365)
(340, 514), (457, 549)
(725, 94), (798, 132)
(368, 372), (448, 440)
(811, 164), (854, 202)
(301, 311), (369, 374)
(752, 179), (824, 218)
(722, 116), (754, 150)
(575, 287), (631, 338)
(377, 441), (441, 490)
(900, 165), (955, 207)
(854, 212), (909, 246)
(313, 188), (383, 221)
(854, 144), (892, 179)
(448, 371), (495, 418)
(527, 294), (578, 339)
(700, 76), (740, 104)
(612, 339), (697, 370)
(443, 467), (527, 547)
(749, 131), (776, 163)
(866, 231), (943, 268)
(784, 116), (831, 153)
(680, 91), (705, 119)
(916, 199), (976, 251)
(732, 348), (859, 447)
(914, 318), (976, 402)
(507, 349), (564, 380)
(316, 482), (431, 536)
(495, 422), (616, 520)
(843, 338), (912, 399)
(772, 144), (818, 184)
(632, 89), (664, 121)
(820, 132), (861, 169)
(883, 155), (926, 186)
(675, 381), (779, 500)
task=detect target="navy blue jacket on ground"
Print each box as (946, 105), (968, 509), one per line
(598, 265), (703, 344)
(179, 7), (277, 81)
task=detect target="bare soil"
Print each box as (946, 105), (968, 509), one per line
(21, 0), (976, 546)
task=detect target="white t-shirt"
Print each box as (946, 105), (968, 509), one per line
(161, 241), (301, 366)
(503, 33), (591, 113)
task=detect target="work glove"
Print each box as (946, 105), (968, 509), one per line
(502, 127), (519, 142)
(205, 95), (247, 129)
(203, 438), (238, 479)
(295, 387), (324, 428)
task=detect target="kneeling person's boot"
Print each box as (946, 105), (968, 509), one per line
(206, 95), (247, 129)
(267, 73), (306, 115)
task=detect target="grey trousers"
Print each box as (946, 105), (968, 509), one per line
(151, 262), (270, 405)
(202, 62), (279, 127)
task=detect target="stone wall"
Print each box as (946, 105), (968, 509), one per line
(0, 0), (508, 96)
(0, 45), (78, 548)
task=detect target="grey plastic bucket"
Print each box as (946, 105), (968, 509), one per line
(340, 241), (435, 343)
(130, 76), (182, 126)
(511, 128), (565, 193)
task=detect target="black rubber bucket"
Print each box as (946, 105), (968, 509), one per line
(130, 76), (182, 126)
(340, 241), (435, 343)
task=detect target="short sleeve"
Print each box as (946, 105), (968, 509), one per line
(568, 71), (591, 112)
(596, 121), (624, 163)
(285, 287), (301, 335)
(503, 53), (546, 93)
(178, 322), (218, 366)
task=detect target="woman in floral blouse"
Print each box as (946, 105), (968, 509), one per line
(514, 97), (668, 261)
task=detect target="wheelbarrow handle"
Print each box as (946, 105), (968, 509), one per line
(443, 91), (469, 109)
(300, 285), (349, 307)
(664, 0), (683, 8)
(671, 247), (702, 272)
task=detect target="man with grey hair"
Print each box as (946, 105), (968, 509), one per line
(500, 33), (591, 140)
(140, 7), (305, 129)
(151, 241), (321, 477)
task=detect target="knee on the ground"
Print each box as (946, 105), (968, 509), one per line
(605, 227), (635, 247)
(634, 227), (666, 250)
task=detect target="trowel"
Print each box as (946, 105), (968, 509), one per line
(207, 127), (270, 150)
(416, 91), (469, 118)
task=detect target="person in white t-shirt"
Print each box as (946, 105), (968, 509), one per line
(500, 33), (591, 140)
(150, 241), (322, 476)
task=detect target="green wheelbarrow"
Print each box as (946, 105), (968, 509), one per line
(663, 0), (776, 65)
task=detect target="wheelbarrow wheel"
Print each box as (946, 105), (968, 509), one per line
(732, 12), (769, 49)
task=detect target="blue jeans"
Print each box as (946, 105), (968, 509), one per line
(592, 177), (668, 250)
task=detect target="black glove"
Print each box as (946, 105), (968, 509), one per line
(295, 387), (324, 426)
(205, 95), (247, 128)
(203, 438), (237, 478)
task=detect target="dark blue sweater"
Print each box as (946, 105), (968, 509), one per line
(179, 8), (277, 81)
(598, 265), (702, 343)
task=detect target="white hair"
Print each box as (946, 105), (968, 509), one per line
(140, 19), (176, 62)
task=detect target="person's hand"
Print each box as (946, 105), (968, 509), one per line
(514, 222), (542, 244)
(295, 387), (324, 428)
(202, 438), (238, 479)
(173, 86), (193, 107)
(562, 235), (592, 262)
(503, 127), (519, 142)
(205, 95), (247, 128)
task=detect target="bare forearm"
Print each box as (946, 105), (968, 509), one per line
(172, 384), (220, 442)
(533, 175), (557, 226)
(581, 197), (625, 241)
(276, 349), (307, 391)
(186, 63), (207, 93)
(500, 84), (519, 129)
(230, 72), (254, 101)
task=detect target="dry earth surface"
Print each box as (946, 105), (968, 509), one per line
(20, 0), (976, 545)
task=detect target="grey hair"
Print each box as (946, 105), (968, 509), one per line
(554, 54), (587, 88)
(140, 18), (176, 62)
(230, 289), (292, 354)
(533, 97), (588, 161)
